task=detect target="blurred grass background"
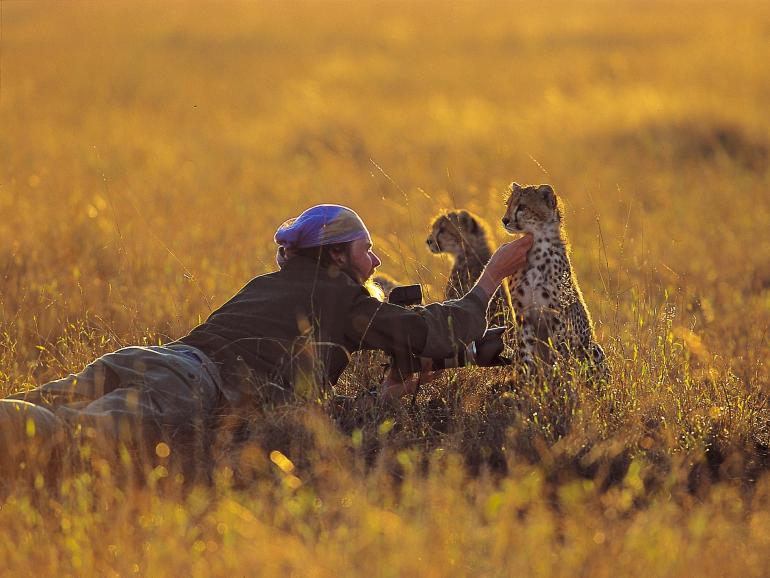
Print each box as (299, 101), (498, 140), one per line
(1, 1), (770, 576)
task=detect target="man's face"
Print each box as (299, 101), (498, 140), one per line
(343, 238), (381, 284)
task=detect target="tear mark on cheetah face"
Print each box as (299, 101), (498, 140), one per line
(502, 182), (563, 236)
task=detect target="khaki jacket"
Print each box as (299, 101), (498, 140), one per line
(175, 257), (489, 404)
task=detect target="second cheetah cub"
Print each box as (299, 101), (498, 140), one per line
(502, 183), (607, 380)
(426, 209), (511, 325)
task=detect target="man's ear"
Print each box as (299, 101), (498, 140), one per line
(329, 246), (348, 267)
(537, 184), (557, 210)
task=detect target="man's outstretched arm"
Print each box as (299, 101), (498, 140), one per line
(367, 235), (534, 401)
(475, 234), (534, 301)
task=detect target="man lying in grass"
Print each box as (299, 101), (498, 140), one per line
(0, 204), (532, 480)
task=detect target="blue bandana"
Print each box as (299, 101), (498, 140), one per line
(274, 205), (370, 266)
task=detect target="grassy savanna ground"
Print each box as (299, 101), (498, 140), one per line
(2, 0), (770, 575)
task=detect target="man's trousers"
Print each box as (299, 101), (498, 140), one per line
(0, 344), (223, 482)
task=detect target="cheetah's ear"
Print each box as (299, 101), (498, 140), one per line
(458, 210), (478, 233)
(509, 182), (523, 193)
(537, 184), (557, 210)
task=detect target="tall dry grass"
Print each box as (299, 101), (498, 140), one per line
(1, 0), (770, 575)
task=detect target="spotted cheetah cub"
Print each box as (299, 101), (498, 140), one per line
(426, 210), (511, 325)
(502, 183), (606, 379)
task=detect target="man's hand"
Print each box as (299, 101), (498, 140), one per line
(380, 359), (436, 404)
(476, 234), (533, 298)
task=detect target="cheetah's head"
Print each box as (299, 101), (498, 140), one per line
(502, 183), (562, 235)
(426, 210), (485, 257)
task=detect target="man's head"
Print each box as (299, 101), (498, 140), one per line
(274, 204), (381, 284)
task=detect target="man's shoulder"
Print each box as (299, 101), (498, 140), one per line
(281, 259), (367, 290)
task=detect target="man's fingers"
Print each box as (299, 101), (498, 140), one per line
(417, 370), (432, 385)
(513, 235), (533, 253)
(508, 234), (533, 256)
(493, 235), (533, 272)
(480, 235), (534, 291)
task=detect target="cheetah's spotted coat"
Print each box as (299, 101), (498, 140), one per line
(502, 183), (607, 380)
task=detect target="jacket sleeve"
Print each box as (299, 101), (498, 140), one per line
(345, 286), (490, 363)
(417, 287), (490, 358)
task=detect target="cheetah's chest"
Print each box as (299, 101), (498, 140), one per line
(517, 263), (555, 312)
(513, 247), (571, 315)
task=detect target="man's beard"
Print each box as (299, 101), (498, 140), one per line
(340, 263), (374, 286)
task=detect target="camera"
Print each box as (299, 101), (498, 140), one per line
(388, 284), (510, 371)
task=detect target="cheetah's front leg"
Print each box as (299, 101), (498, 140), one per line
(516, 319), (539, 377)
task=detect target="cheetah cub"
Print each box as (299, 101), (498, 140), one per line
(502, 183), (606, 379)
(426, 209), (511, 325)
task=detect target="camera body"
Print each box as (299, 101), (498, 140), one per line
(388, 284), (510, 371)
